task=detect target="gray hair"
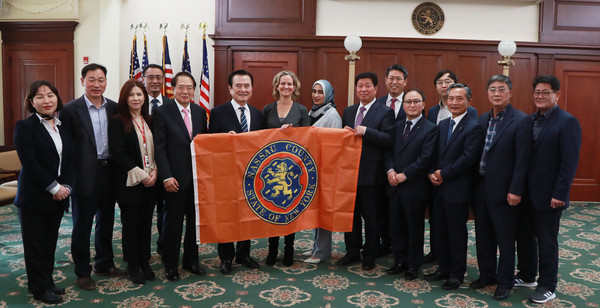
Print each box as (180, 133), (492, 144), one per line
(487, 74), (512, 90)
(447, 83), (472, 100)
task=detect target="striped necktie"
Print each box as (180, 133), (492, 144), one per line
(239, 106), (248, 132)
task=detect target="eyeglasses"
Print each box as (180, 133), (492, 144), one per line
(387, 76), (405, 82)
(144, 75), (164, 80)
(488, 87), (508, 93)
(533, 90), (555, 97)
(436, 79), (453, 86)
(403, 99), (423, 105)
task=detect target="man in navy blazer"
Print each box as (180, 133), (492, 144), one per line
(143, 64), (175, 256)
(515, 75), (581, 304)
(470, 75), (533, 301)
(425, 83), (484, 290)
(209, 70), (263, 274)
(60, 63), (124, 290)
(153, 72), (208, 282)
(384, 88), (438, 280)
(427, 70), (478, 125)
(337, 72), (395, 270)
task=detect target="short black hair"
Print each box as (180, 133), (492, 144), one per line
(25, 80), (63, 113)
(228, 70), (254, 86)
(404, 88), (426, 102)
(385, 64), (408, 79)
(448, 83), (472, 100)
(487, 74), (512, 90)
(81, 63), (107, 79)
(355, 72), (378, 87)
(143, 64), (164, 76)
(172, 71), (196, 88)
(433, 70), (458, 86)
(533, 75), (560, 92)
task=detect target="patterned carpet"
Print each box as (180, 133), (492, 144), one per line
(0, 202), (599, 307)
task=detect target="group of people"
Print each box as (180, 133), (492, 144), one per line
(12, 61), (580, 305)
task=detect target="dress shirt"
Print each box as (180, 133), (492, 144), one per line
(149, 94), (164, 115)
(479, 110), (505, 175)
(436, 101), (452, 124)
(386, 93), (404, 118)
(36, 114), (63, 194)
(355, 99), (376, 124)
(533, 104), (558, 141)
(449, 111), (468, 133)
(175, 99), (192, 125)
(84, 94), (109, 159)
(230, 100), (251, 130)
(406, 114), (423, 130)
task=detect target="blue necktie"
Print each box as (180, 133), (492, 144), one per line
(239, 106), (248, 132)
(151, 98), (159, 115)
(446, 119), (455, 144)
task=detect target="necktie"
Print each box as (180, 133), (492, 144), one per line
(355, 106), (366, 129)
(151, 98), (159, 115)
(446, 119), (455, 144)
(182, 108), (192, 138)
(239, 106), (248, 132)
(390, 98), (398, 112)
(403, 120), (412, 142)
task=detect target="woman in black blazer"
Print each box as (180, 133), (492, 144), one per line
(108, 79), (157, 284)
(262, 71), (310, 267)
(14, 80), (73, 304)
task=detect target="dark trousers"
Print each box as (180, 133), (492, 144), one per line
(120, 190), (155, 268)
(427, 198), (437, 258)
(474, 181), (518, 288)
(344, 185), (379, 263)
(71, 163), (116, 278)
(162, 186), (199, 271)
(377, 191), (391, 253)
(432, 192), (469, 280)
(389, 193), (426, 270)
(19, 205), (63, 294)
(154, 187), (165, 253)
(218, 240), (251, 261)
(517, 200), (563, 292)
(268, 234), (295, 250)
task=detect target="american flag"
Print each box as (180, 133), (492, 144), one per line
(162, 35), (174, 98)
(129, 35), (142, 82)
(199, 32), (211, 115)
(142, 33), (149, 72)
(181, 36), (196, 105)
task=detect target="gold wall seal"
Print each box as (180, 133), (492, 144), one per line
(412, 2), (445, 35)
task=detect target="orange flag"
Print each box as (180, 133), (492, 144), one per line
(192, 127), (362, 244)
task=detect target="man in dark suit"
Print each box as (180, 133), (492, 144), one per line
(142, 64), (174, 256)
(337, 72), (395, 270)
(373, 64), (408, 257)
(425, 83), (484, 290)
(209, 70), (262, 274)
(515, 75), (581, 304)
(60, 63), (125, 291)
(153, 72), (207, 282)
(385, 88), (438, 280)
(470, 75), (533, 301)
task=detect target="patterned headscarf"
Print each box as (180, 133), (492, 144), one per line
(309, 80), (336, 125)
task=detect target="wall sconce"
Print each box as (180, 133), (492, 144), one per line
(497, 40), (516, 77)
(344, 35), (362, 107)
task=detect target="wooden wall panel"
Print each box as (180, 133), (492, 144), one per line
(404, 52), (444, 112)
(316, 49), (350, 116)
(555, 60), (600, 201)
(454, 53), (492, 113)
(540, 0), (600, 45)
(506, 55), (538, 115)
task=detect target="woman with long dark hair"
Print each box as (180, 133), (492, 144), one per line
(108, 79), (157, 284)
(14, 80), (73, 304)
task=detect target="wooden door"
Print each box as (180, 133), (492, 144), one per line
(555, 60), (600, 201)
(0, 22), (76, 146)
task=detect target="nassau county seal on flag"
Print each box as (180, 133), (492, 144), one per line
(191, 127), (362, 244)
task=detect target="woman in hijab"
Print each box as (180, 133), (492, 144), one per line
(303, 79), (342, 264)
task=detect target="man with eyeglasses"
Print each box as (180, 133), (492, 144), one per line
(427, 70), (478, 125)
(153, 71), (207, 282)
(384, 89), (438, 280)
(425, 83), (484, 290)
(209, 70), (263, 274)
(470, 75), (533, 301)
(515, 75), (581, 304)
(142, 64), (174, 256)
(374, 64), (409, 257)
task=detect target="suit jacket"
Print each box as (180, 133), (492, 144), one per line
(209, 101), (264, 133)
(108, 117), (154, 205)
(434, 115), (484, 203)
(479, 104), (533, 204)
(342, 102), (395, 186)
(59, 95), (117, 196)
(153, 100), (207, 191)
(13, 114), (74, 212)
(262, 101), (310, 128)
(385, 117), (439, 200)
(427, 104), (478, 125)
(528, 106), (581, 210)
(375, 94), (406, 122)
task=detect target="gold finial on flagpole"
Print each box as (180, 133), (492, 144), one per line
(130, 23), (139, 35)
(199, 22), (207, 36)
(159, 23), (168, 35)
(180, 23), (190, 38)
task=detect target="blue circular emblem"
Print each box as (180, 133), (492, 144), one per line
(243, 140), (318, 225)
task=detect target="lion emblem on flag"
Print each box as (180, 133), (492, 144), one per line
(260, 158), (303, 209)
